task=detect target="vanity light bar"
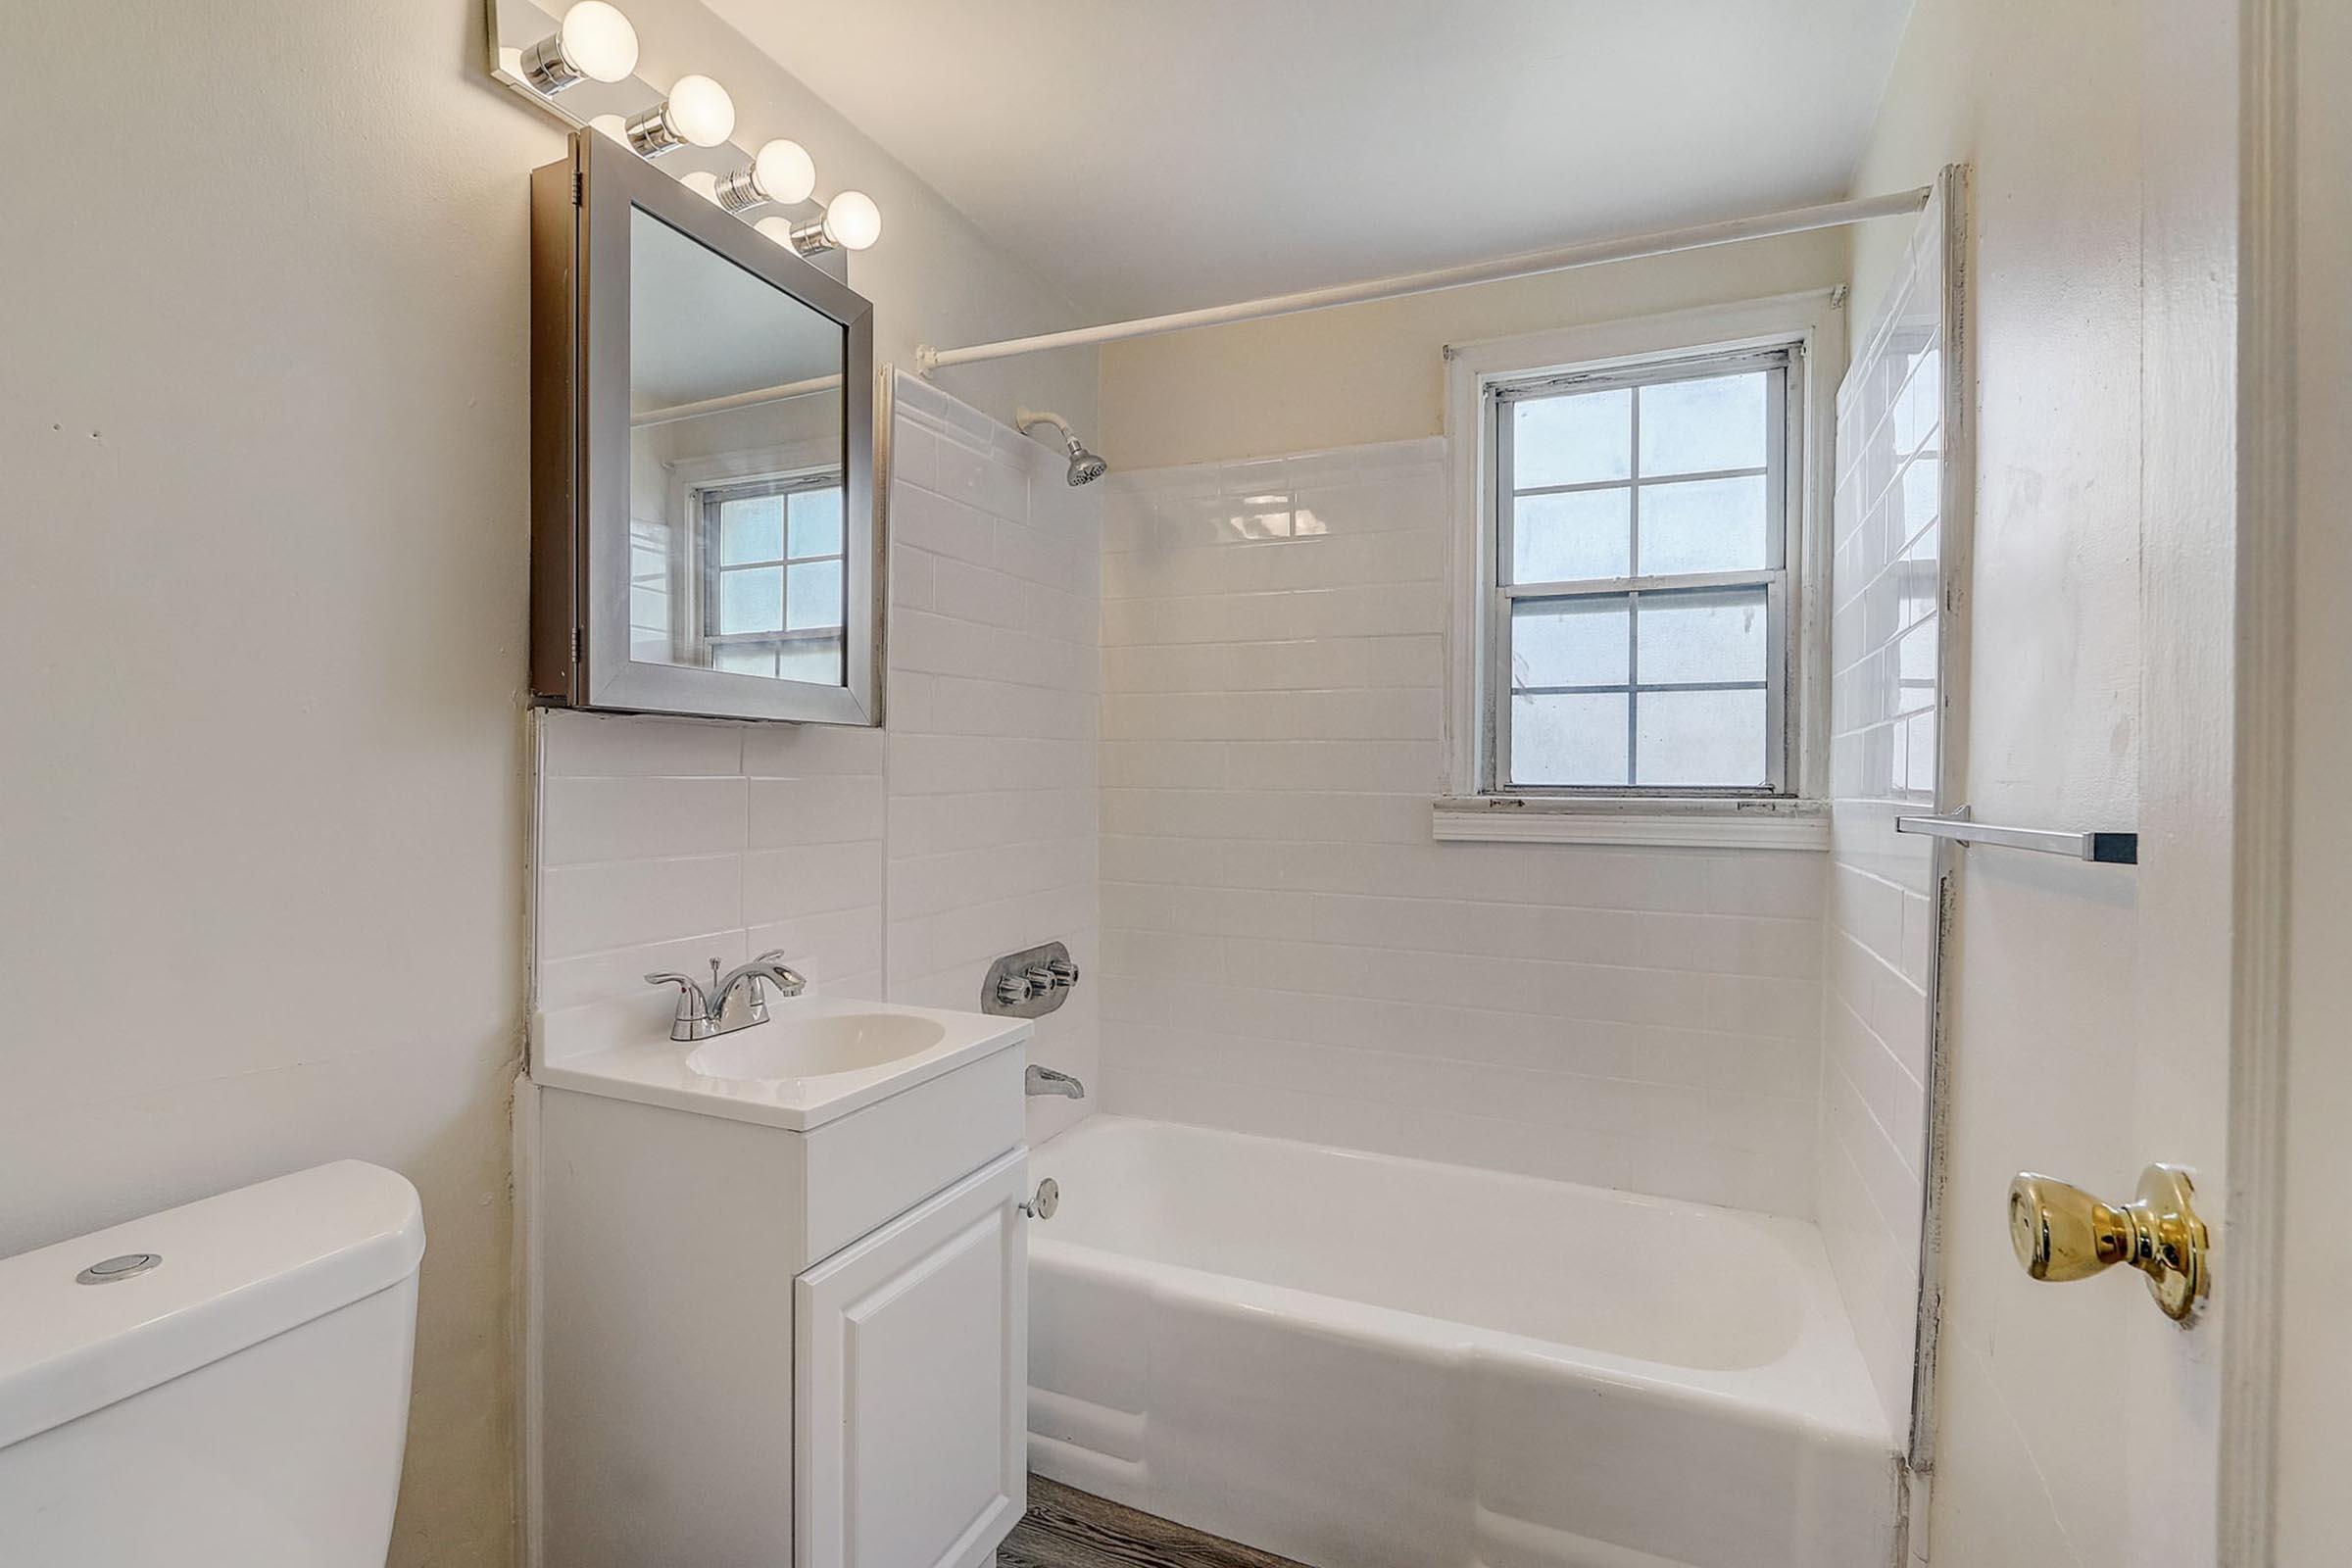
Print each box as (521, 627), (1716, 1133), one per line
(503, 3), (883, 255)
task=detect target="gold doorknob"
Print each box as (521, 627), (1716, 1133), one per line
(2007, 1164), (2209, 1322)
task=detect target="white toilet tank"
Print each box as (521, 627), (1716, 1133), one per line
(0, 1161), (425, 1567)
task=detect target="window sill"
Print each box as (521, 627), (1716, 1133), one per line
(1430, 796), (1830, 851)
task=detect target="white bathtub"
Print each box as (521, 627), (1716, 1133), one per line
(1026, 1116), (1896, 1568)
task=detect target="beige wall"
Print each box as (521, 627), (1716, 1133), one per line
(0, 4), (1086, 1564)
(1097, 230), (1846, 469)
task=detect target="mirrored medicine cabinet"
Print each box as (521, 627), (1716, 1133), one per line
(530, 130), (881, 724)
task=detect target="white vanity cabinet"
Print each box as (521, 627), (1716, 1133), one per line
(524, 1003), (1035, 1568)
(797, 1151), (1029, 1568)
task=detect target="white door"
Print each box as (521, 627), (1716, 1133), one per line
(1893, 9), (2248, 1563)
(796, 1149), (1030, 1568)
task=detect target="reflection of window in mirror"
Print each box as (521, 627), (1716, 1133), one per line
(700, 474), (847, 684)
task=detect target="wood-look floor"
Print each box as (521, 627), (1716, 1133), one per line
(998, 1476), (1310, 1568)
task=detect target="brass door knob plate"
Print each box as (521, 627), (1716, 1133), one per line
(2008, 1163), (2209, 1322)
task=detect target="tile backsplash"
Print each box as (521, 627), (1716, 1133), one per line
(531, 371), (1102, 1143)
(1095, 439), (1827, 1215)
(536, 713), (889, 1012)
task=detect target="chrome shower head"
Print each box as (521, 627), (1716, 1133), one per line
(1062, 438), (1108, 487)
(1016, 407), (1108, 486)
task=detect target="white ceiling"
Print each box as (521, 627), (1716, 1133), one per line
(704, 0), (1915, 318)
(630, 207), (845, 406)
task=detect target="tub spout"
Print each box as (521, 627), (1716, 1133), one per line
(1025, 1065), (1086, 1100)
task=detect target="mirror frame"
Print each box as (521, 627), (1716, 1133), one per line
(531, 130), (880, 725)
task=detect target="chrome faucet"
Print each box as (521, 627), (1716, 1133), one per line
(647, 951), (808, 1042)
(1025, 1065), (1086, 1100)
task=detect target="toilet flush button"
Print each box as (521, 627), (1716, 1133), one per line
(75, 1252), (162, 1284)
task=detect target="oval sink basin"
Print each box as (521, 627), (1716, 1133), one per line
(686, 1013), (948, 1082)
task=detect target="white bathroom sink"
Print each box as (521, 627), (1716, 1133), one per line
(528, 994), (1031, 1131)
(686, 1012), (948, 1082)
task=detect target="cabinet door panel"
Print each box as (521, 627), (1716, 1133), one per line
(797, 1149), (1029, 1568)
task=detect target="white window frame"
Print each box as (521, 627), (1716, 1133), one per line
(1439, 291), (1842, 850)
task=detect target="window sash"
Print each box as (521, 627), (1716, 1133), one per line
(1485, 345), (1796, 797)
(697, 472), (849, 644)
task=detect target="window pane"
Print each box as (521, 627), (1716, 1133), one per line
(1635, 688), (1767, 786)
(1513, 692), (1628, 786)
(713, 643), (775, 676)
(776, 633), (845, 686)
(720, 496), (784, 564)
(1637, 474), (1770, 574)
(1513, 387), (1631, 489)
(719, 566), (783, 633)
(1511, 597), (1629, 689)
(786, 559), (845, 631)
(789, 486), (845, 559)
(1636, 587), (1767, 685)
(1513, 489), (1630, 582)
(1638, 371), (1768, 476)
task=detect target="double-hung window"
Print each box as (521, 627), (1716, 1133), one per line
(1487, 343), (1797, 796)
(698, 472), (849, 685)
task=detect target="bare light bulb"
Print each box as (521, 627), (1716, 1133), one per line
(754, 139), (817, 204)
(821, 190), (882, 252)
(755, 217), (798, 248)
(589, 113), (628, 144)
(681, 170), (721, 204)
(664, 75), (735, 146)
(625, 74), (735, 157)
(521, 1), (639, 92)
(560, 3), (638, 81)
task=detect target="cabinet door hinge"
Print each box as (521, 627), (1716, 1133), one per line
(570, 626), (584, 662)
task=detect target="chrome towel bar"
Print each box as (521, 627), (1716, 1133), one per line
(1893, 808), (2138, 864)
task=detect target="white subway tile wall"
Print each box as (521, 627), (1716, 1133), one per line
(532, 372), (1102, 1144)
(887, 373), (1101, 1145)
(1821, 208), (1946, 1440)
(537, 712), (889, 1012)
(1097, 439), (1826, 1214)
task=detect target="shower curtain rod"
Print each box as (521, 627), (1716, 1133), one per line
(916, 186), (1933, 371)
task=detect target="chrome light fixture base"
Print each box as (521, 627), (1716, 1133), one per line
(713, 167), (765, 213)
(623, 104), (685, 158)
(519, 33), (588, 93)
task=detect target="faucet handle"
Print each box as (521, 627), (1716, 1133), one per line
(645, 972), (708, 1010)
(646, 972), (713, 1041)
